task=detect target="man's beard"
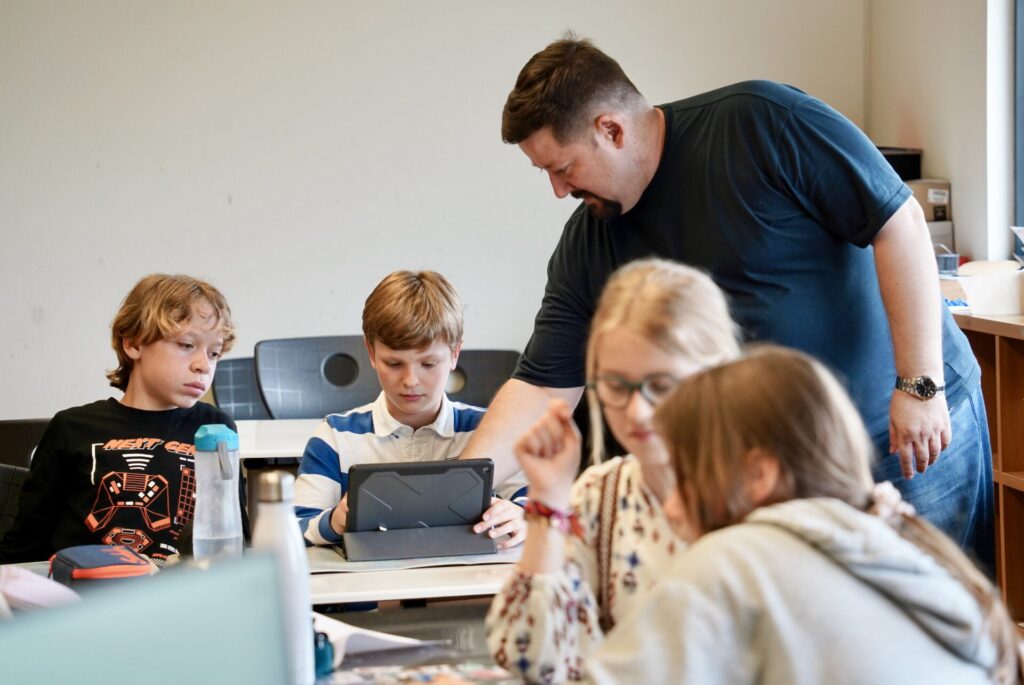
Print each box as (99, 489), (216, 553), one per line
(572, 190), (623, 221)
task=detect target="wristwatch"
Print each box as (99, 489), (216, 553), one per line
(895, 375), (945, 401)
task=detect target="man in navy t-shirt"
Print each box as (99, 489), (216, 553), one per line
(461, 37), (993, 570)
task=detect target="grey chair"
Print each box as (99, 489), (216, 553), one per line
(0, 418), (49, 468)
(0, 463), (29, 540)
(254, 336), (380, 419)
(212, 357), (271, 421)
(447, 349), (521, 408)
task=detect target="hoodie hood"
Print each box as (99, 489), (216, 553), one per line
(746, 498), (996, 672)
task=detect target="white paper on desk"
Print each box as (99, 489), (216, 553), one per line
(307, 544), (522, 573)
(313, 611), (440, 667)
(0, 564), (80, 615)
(959, 270), (1024, 316)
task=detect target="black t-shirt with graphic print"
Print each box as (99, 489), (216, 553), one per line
(0, 398), (239, 563)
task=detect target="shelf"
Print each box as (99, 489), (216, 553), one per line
(997, 471), (1024, 493)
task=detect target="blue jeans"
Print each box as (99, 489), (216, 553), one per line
(871, 383), (995, 575)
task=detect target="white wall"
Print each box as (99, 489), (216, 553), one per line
(0, 0), (867, 419)
(866, 0), (1015, 260)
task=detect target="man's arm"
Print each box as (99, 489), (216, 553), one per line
(872, 196), (952, 479)
(460, 378), (583, 484)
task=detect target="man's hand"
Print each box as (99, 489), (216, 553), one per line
(889, 392), (952, 479)
(512, 399), (581, 510)
(474, 497), (527, 549)
(329, 493), (349, 535)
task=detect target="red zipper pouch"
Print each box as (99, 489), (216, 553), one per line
(49, 545), (157, 587)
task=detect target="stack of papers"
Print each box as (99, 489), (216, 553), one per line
(313, 612), (441, 668)
(0, 565), (80, 617)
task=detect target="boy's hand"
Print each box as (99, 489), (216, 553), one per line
(513, 399), (581, 510)
(474, 497), (526, 549)
(329, 493), (349, 536)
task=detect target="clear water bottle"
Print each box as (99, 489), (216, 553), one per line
(192, 424), (244, 561)
(251, 471), (314, 685)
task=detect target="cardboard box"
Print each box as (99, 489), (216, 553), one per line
(908, 179), (952, 221)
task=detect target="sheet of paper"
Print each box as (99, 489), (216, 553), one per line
(0, 564), (80, 613)
(313, 611), (441, 667)
(307, 545), (522, 574)
(958, 270), (1024, 316)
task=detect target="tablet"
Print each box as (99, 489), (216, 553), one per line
(342, 458), (496, 561)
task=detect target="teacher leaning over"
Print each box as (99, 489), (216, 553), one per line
(461, 35), (993, 570)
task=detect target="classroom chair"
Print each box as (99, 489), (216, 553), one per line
(0, 418), (49, 468)
(254, 336), (380, 420)
(212, 357), (272, 421)
(446, 349), (521, 408)
(0, 463), (29, 540)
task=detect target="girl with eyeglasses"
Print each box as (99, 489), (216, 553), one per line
(582, 346), (1020, 684)
(486, 258), (741, 683)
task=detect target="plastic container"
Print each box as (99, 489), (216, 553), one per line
(192, 424), (244, 561)
(251, 471), (315, 685)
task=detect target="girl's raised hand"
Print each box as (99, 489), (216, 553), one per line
(513, 399), (581, 510)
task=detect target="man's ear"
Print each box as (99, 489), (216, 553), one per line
(743, 448), (781, 507)
(123, 338), (143, 361)
(364, 337), (377, 370)
(594, 113), (626, 148)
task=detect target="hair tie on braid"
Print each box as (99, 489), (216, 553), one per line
(868, 482), (916, 522)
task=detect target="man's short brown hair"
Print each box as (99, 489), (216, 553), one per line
(502, 36), (643, 145)
(107, 274), (236, 391)
(362, 271), (463, 352)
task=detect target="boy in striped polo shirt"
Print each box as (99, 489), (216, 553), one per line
(294, 270), (528, 549)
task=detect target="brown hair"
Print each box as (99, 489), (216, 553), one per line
(655, 346), (1022, 683)
(586, 258), (741, 464)
(362, 270), (463, 352)
(502, 35), (645, 145)
(107, 274), (236, 391)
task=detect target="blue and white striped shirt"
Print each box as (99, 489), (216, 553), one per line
(294, 391), (527, 545)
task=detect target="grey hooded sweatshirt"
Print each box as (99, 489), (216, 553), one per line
(585, 498), (996, 684)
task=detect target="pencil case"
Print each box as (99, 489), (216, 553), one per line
(49, 544), (157, 587)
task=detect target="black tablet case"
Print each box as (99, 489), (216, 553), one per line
(342, 458), (497, 561)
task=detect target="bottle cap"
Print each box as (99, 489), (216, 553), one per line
(194, 424), (239, 451)
(257, 471), (295, 503)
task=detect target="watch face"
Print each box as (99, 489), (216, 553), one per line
(915, 377), (937, 399)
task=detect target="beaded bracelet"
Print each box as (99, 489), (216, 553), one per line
(523, 500), (584, 538)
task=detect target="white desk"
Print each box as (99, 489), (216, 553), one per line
(309, 563), (514, 604)
(16, 550), (514, 606)
(236, 419), (321, 461)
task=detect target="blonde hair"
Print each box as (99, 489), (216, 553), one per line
(362, 270), (463, 352)
(585, 258), (741, 464)
(655, 345), (1022, 683)
(107, 274), (236, 391)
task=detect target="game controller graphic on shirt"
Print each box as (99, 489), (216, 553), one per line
(85, 471), (172, 533)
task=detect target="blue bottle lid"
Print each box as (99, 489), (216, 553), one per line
(194, 424), (239, 451)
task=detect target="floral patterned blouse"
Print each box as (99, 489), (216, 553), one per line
(485, 455), (683, 683)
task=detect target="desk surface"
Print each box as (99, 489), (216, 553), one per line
(953, 312), (1024, 340)
(236, 418), (321, 461)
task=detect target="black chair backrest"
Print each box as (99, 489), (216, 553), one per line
(0, 418), (49, 468)
(447, 349), (521, 408)
(212, 357), (271, 421)
(0, 463), (29, 540)
(254, 336), (381, 419)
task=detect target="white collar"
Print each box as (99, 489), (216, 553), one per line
(369, 391), (454, 438)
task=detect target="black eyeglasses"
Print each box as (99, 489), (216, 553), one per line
(587, 372), (680, 409)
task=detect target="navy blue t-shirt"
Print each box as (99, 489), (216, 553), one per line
(514, 80), (979, 441)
